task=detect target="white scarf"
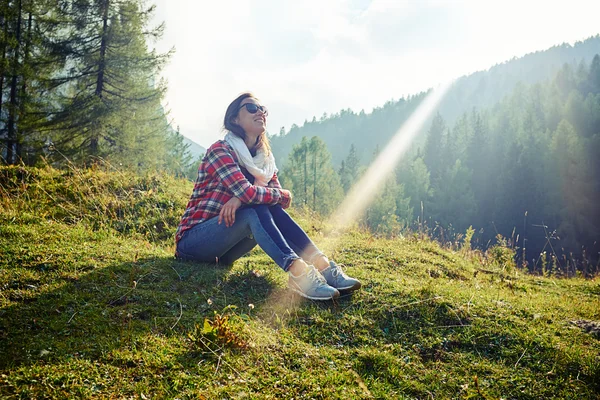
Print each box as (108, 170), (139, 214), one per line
(224, 131), (277, 186)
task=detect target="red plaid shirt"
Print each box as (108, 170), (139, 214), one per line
(175, 140), (291, 243)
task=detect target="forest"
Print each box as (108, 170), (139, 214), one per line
(276, 50), (600, 275)
(0, 0), (191, 174)
(1, 1), (598, 274)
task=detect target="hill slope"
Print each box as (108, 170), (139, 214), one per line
(182, 135), (206, 160)
(271, 35), (600, 166)
(1, 166), (599, 398)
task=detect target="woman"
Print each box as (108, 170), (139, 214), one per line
(175, 92), (360, 300)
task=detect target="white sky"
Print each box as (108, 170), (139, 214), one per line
(150, 0), (600, 147)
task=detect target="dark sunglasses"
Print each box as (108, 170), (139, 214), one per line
(239, 103), (268, 116)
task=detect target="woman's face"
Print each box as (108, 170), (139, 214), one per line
(234, 97), (267, 137)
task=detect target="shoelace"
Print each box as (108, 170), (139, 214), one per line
(331, 263), (348, 279)
(307, 266), (327, 285)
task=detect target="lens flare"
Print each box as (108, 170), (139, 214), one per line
(329, 82), (453, 231)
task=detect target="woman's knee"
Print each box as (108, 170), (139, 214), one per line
(250, 204), (270, 212)
(247, 204), (271, 219)
(268, 203), (286, 217)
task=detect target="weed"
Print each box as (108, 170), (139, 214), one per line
(188, 308), (249, 351)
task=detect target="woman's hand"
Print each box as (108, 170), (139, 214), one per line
(219, 197), (242, 227)
(281, 189), (292, 209)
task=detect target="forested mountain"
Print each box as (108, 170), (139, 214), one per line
(182, 136), (205, 160)
(271, 35), (600, 167)
(0, 0), (191, 175)
(277, 40), (600, 273)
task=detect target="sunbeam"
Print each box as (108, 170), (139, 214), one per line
(329, 81), (453, 232)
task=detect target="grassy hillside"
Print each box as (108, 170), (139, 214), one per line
(1, 166), (599, 399)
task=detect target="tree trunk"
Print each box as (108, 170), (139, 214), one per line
(0, 10), (7, 127)
(303, 148), (308, 206)
(91, 0), (109, 155)
(6, 0), (22, 164)
(312, 151), (317, 210)
(16, 8), (31, 160)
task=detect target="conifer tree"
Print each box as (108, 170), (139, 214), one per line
(466, 109), (495, 229)
(549, 120), (599, 251)
(46, 0), (172, 168)
(589, 54), (600, 94)
(429, 159), (475, 233)
(400, 156), (431, 223)
(281, 136), (342, 215)
(338, 159), (347, 193)
(0, 0), (63, 164)
(364, 176), (411, 235)
(339, 143), (360, 193)
(423, 112), (446, 181)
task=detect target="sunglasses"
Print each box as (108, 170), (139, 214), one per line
(239, 103), (268, 116)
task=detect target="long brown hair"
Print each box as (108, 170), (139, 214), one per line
(223, 92), (271, 155)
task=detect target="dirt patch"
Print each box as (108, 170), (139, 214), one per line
(570, 320), (600, 339)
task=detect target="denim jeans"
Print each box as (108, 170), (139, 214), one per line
(176, 204), (324, 271)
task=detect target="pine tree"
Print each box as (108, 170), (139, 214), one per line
(423, 112), (446, 181)
(0, 0), (62, 164)
(364, 176), (411, 236)
(429, 159), (476, 234)
(466, 109), (495, 229)
(400, 156), (431, 224)
(338, 159), (347, 193)
(46, 0), (172, 168)
(2, 0), (23, 164)
(339, 143), (360, 193)
(587, 54), (600, 94)
(281, 136), (342, 215)
(549, 119), (599, 251)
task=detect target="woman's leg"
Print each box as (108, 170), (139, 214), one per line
(265, 205), (326, 266)
(266, 205), (361, 291)
(177, 207), (300, 271)
(177, 206), (341, 299)
(218, 236), (257, 265)
(176, 213), (255, 264)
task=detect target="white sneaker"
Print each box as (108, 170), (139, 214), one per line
(288, 264), (340, 300)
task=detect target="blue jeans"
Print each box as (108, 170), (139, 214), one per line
(176, 205), (324, 271)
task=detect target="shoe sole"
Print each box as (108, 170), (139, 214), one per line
(336, 282), (362, 291)
(289, 287), (340, 300)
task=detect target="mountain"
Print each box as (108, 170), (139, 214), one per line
(181, 135), (206, 160)
(271, 35), (600, 167)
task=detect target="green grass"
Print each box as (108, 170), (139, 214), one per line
(1, 165), (599, 399)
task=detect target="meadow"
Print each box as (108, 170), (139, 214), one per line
(1, 165), (598, 399)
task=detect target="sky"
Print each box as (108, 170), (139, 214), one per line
(150, 0), (600, 148)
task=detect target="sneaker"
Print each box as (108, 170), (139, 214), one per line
(321, 261), (361, 291)
(289, 264), (340, 300)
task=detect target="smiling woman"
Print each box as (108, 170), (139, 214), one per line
(174, 92), (361, 301)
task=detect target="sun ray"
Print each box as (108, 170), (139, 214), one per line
(329, 81), (453, 232)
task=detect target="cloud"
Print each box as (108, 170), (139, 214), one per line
(152, 0), (600, 147)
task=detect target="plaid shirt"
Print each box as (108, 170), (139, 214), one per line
(175, 140), (291, 243)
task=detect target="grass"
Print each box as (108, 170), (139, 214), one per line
(1, 165), (599, 399)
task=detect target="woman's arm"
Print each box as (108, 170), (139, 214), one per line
(267, 172), (292, 208)
(267, 172), (282, 189)
(206, 143), (291, 208)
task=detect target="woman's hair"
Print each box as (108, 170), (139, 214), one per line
(223, 92), (271, 155)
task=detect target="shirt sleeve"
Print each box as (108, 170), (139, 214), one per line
(268, 172), (282, 189)
(267, 172), (291, 208)
(205, 144), (291, 207)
